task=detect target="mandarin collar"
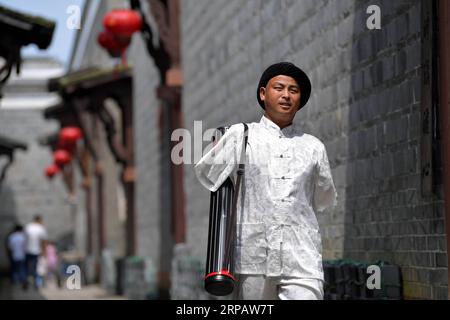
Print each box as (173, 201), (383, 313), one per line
(260, 115), (296, 137)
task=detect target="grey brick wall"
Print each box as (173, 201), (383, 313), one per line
(343, 0), (447, 300)
(128, 34), (162, 265)
(180, 0), (447, 299)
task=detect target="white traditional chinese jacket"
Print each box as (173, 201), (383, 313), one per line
(195, 115), (337, 280)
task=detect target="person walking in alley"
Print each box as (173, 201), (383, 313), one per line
(195, 62), (338, 300)
(24, 215), (48, 289)
(43, 240), (60, 287)
(5, 226), (16, 283)
(7, 225), (27, 286)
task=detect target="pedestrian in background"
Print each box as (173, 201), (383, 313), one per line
(4, 225), (16, 283)
(7, 224), (27, 286)
(24, 215), (48, 289)
(44, 240), (60, 287)
(36, 254), (47, 288)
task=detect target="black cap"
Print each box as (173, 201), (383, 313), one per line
(256, 62), (312, 110)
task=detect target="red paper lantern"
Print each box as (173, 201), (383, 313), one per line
(97, 30), (130, 57)
(58, 140), (76, 155)
(45, 164), (60, 178)
(60, 127), (83, 145)
(54, 149), (72, 167)
(103, 9), (142, 37)
(97, 30), (130, 50)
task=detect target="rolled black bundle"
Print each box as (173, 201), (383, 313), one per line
(204, 124), (248, 296)
(204, 176), (236, 296)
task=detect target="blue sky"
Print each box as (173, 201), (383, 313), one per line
(0, 0), (86, 67)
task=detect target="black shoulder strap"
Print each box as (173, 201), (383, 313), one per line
(237, 123), (249, 175)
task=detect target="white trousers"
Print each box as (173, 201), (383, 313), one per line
(235, 275), (324, 300)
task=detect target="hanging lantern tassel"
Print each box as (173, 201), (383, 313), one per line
(97, 30), (131, 67)
(121, 47), (127, 67)
(112, 34), (131, 67)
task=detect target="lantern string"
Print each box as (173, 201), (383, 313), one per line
(121, 48), (127, 68)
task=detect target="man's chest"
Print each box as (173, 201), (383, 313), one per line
(245, 130), (317, 180)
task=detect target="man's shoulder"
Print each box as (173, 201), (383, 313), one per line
(219, 122), (256, 137)
(295, 131), (324, 147)
(227, 122), (257, 130)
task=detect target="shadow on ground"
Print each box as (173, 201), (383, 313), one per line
(0, 274), (45, 300)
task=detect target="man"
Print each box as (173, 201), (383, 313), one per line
(24, 215), (48, 289)
(7, 225), (27, 285)
(195, 62), (337, 300)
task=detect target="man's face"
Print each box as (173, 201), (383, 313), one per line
(259, 75), (301, 124)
